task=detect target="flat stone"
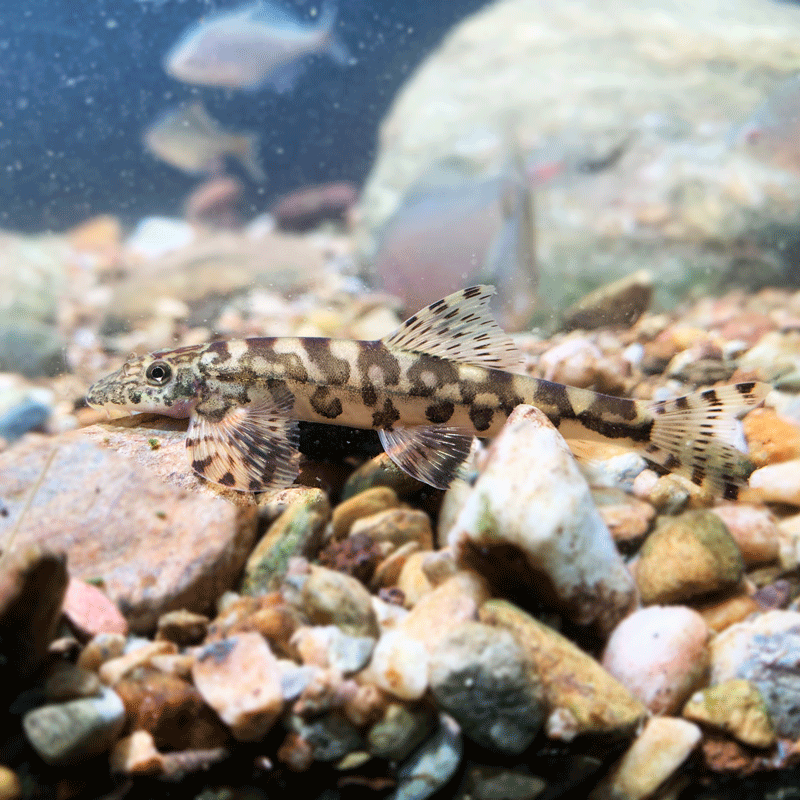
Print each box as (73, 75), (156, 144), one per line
(63, 578), (129, 638)
(448, 406), (636, 633)
(481, 600), (645, 740)
(636, 510), (744, 604)
(602, 717), (702, 800)
(429, 621), (544, 754)
(0, 431), (259, 633)
(240, 488), (330, 595)
(683, 679), (775, 749)
(23, 686), (126, 765)
(301, 565), (380, 638)
(602, 605), (710, 715)
(191, 633), (283, 741)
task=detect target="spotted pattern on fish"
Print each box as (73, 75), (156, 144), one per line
(86, 286), (770, 496)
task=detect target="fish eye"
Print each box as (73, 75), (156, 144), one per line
(145, 361), (173, 386)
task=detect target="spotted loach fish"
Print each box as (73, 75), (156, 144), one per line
(86, 286), (769, 498)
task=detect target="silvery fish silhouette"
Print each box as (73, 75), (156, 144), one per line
(164, 0), (350, 92)
(86, 286), (769, 498)
(144, 102), (266, 182)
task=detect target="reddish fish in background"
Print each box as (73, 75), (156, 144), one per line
(268, 181), (358, 232)
(734, 74), (800, 172)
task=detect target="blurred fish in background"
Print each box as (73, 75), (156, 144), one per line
(143, 102), (266, 182)
(164, 0), (351, 93)
(369, 150), (545, 331)
(734, 73), (800, 172)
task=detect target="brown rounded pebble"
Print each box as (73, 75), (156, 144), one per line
(109, 730), (163, 776)
(0, 766), (22, 800)
(331, 487), (400, 540)
(155, 610), (209, 646)
(350, 508), (434, 550)
(636, 511), (744, 604)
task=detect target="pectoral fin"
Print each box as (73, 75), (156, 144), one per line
(378, 424), (476, 489)
(186, 387), (300, 492)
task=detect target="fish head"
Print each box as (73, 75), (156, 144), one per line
(87, 346), (205, 418)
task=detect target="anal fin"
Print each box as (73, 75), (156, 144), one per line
(186, 387), (300, 492)
(378, 425), (476, 490)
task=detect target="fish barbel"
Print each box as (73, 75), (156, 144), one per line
(86, 286), (769, 497)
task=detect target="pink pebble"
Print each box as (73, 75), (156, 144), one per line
(63, 578), (129, 638)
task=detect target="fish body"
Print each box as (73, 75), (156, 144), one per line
(734, 74), (800, 172)
(87, 286), (769, 497)
(165, 0), (350, 92)
(144, 102), (266, 182)
(372, 156), (538, 331)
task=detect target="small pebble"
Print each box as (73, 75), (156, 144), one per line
(394, 714), (463, 800)
(192, 633), (283, 741)
(683, 679), (775, 749)
(367, 703), (437, 761)
(748, 459), (800, 506)
(99, 641), (177, 686)
(429, 621), (544, 754)
(635, 511), (744, 604)
(710, 504), (779, 565)
(287, 712), (364, 762)
(291, 625), (375, 675)
(0, 766), (22, 800)
(331, 486), (400, 540)
(350, 508), (434, 550)
(109, 730), (163, 776)
(77, 632), (127, 672)
(603, 717), (701, 800)
(62, 578), (129, 638)
(360, 628), (429, 701)
(602, 606), (710, 715)
(371, 541), (421, 590)
(340, 452), (422, 501)
(395, 551), (436, 606)
(23, 686), (126, 765)
(155, 609), (209, 645)
(301, 565), (379, 638)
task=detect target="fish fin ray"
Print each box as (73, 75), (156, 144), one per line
(187, 387), (299, 492)
(640, 381), (770, 498)
(266, 59), (307, 93)
(382, 285), (525, 371)
(378, 425), (475, 489)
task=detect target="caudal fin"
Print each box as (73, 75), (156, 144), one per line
(639, 381), (770, 499)
(234, 133), (267, 183)
(319, 0), (352, 66)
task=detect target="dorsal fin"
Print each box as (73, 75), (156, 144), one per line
(381, 285), (525, 371)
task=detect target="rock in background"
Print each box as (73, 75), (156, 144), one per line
(357, 0), (800, 318)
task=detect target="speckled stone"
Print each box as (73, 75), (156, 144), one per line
(636, 510), (744, 604)
(480, 600), (645, 740)
(23, 686), (126, 765)
(241, 488), (330, 595)
(301, 565), (380, 638)
(683, 679), (775, 749)
(429, 621), (544, 754)
(710, 610), (800, 738)
(191, 633), (283, 741)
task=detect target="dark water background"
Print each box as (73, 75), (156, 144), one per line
(0, 0), (490, 232)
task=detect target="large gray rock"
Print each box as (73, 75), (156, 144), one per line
(358, 0), (800, 318)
